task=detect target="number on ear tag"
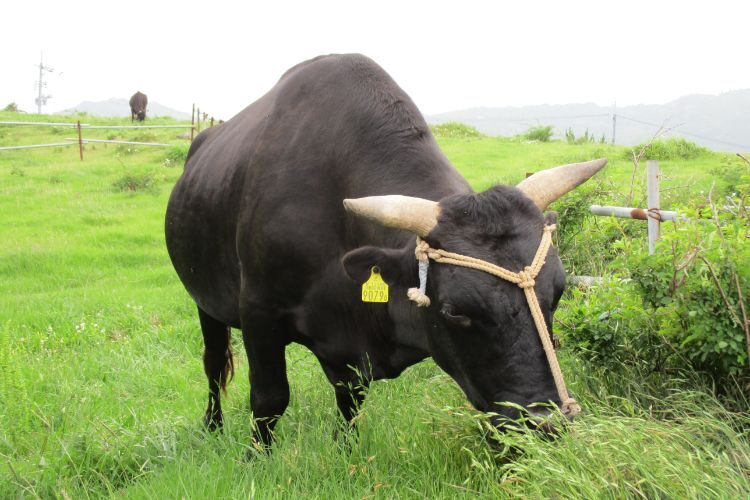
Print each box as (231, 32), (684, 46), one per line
(362, 266), (389, 303)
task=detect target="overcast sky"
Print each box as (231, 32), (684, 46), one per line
(2, 1), (748, 120)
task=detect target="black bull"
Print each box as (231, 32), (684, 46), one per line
(165, 54), (606, 448)
(129, 91), (147, 121)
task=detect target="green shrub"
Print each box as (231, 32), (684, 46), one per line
(627, 137), (709, 161)
(523, 125), (554, 142)
(430, 122), (484, 139)
(559, 279), (666, 371)
(709, 155), (750, 197)
(112, 172), (157, 194)
(162, 143), (190, 167)
(560, 204), (749, 390)
(550, 179), (641, 276)
(625, 213), (749, 383)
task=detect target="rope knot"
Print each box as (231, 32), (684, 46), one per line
(407, 287), (431, 307)
(561, 398), (581, 417)
(517, 266), (536, 288)
(414, 237), (430, 262)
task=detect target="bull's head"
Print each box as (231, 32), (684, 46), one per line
(342, 159), (606, 430)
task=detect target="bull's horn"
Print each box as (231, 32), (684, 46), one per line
(516, 158), (608, 210)
(343, 195), (439, 237)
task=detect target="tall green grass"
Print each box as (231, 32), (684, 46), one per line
(1, 112), (748, 497)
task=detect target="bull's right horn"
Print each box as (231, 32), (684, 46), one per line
(517, 158), (608, 210)
(343, 195), (440, 237)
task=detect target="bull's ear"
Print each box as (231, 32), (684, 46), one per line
(342, 246), (410, 286)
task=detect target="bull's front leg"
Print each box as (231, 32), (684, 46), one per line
(334, 378), (369, 426)
(321, 362), (371, 442)
(241, 309), (290, 452)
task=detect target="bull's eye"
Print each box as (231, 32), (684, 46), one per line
(440, 304), (472, 328)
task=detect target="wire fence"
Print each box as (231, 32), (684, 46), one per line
(0, 104), (217, 159)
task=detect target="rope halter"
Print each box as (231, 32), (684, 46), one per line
(407, 224), (581, 418)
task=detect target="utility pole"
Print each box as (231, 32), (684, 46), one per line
(611, 101), (617, 145)
(35, 52), (54, 114)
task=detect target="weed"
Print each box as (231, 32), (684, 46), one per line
(431, 122), (484, 138)
(130, 132), (157, 143)
(523, 125), (554, 142)
(115, 145), (139, 155)
(163, 143), (189, 167)
(112, 172), (157, 194)
(627, 137), (709, 161)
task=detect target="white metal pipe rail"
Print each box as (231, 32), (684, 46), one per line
(0, 142), (79, 151)
(64, 138), (169, 147)
(590, 205), (680, 222)
(0, 121), (191, 129)
(0, 121), (88, 127)
(83, 125), (194, 129)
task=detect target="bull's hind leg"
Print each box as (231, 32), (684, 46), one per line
(241, 309), (290, 450)
(198, 307), (234, 431)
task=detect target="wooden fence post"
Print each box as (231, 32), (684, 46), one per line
(647, 160), (660, 255)
(77, 120), (83, 160)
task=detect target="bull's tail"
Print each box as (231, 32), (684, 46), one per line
(199, 308), (236, 394)
(220, 344), (235, 393)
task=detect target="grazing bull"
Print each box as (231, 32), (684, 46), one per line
(165, 54), (605, 449)
(129, 91), (147, 121)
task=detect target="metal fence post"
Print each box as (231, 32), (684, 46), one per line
(77, 120), (83, 160)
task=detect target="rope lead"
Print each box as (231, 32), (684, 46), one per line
(407, 225), (580, 417)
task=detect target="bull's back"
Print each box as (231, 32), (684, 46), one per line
(165, 91), (276, 326)
(166, 54), (469, 326)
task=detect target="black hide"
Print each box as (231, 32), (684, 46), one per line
(165, 54), (566, 447)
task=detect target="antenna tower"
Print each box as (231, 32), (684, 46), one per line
(35, 53), (54, 114)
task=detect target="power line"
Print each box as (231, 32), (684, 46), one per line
(482, 113), (610, 122)
(618, 114), (750, 150)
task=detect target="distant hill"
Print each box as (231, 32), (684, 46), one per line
(427, 89), (750, 152)
(56, 98), (190, 120)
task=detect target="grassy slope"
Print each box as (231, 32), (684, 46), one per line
(1, 113), (748, 498)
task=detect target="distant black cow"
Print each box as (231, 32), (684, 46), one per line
(129, 91), (147, 121)
(165, 54), (606, 450)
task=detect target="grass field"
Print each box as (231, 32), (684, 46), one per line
(1, 111), (748, 498)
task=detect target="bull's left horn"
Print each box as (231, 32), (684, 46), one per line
(343, 195), (439, 237)
(516, 158), (608, 210)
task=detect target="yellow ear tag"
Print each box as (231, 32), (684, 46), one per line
(361, 266), (389, 303)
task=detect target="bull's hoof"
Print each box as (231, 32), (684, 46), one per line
(203, 411), (223, 432)
(333, 423), (358, 452)
(243, 437), (273, 461)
